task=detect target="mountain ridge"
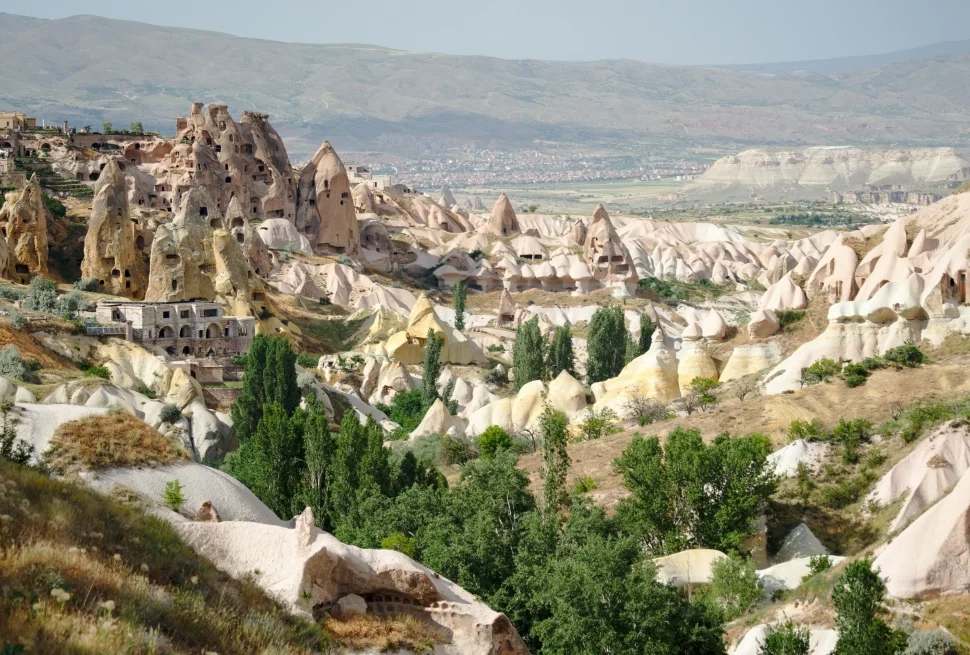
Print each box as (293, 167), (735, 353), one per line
(2, 12), (970, 158)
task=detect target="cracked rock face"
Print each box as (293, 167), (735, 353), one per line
(296, 140), (360, 257)
(81, 159), (147, 297)
(0, 174), (48, 283)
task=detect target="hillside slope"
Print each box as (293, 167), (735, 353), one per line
(3, 13), (970, 157)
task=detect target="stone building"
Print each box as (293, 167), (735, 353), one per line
(94, 300), (254, 359)
(0, 112), (36, 131)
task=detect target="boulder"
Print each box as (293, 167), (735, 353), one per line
(774, 523), (828, 564)
(333, 593), (367, 620)
(547, 370), (587, 417)
(677, 342), (719, 394)
(747, 309), (780, 339)
(767, 440), (829, 478)
(653, 549), (727, 586)
(194, 500), (222, 523)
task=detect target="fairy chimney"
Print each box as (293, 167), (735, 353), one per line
(81, 160), (147, 298)
(0, 174), (48, 283)
(295, 140), (360, 257)
(485, 193), (520, 238)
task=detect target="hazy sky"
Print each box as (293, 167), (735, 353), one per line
(10, 0), (970, 64)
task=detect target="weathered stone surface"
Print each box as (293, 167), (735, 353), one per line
(225, 197), (272, 277)
(583, 204), (636, 296)
(194, 500), (222, 523)
(0, 174), (47, 283)
(485, 193), (520, 237)
(81, 159), (147, 297)
(296, 140), (360, 257)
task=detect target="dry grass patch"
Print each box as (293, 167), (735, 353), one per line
(46, 411), (189, 475)
(0, 460), (330, 654)
(324, 613), (444, 653)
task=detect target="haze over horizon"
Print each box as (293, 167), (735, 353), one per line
(9, 0), (970, 65)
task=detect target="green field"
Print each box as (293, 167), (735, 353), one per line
(460, 178), (687, 214)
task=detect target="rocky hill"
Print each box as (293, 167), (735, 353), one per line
(686, 146), (970, 202)
(4, 13), (970, 157)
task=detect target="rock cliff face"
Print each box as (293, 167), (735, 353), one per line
(0, 174), (48, 283)
(81, 159), (148, 297)
(295, 141), (360, 256)
(144, 187), (266, 317)
(690, 147), (970, 201)
(104, 103), (296, 218)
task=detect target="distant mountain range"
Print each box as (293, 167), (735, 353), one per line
(2, 12), (969, 159)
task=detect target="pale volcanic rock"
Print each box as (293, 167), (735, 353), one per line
(358, 218), (393, 272)
(0, 174), (48, 283)
(174, 509), (529, 654)
(874, 466), (970, 598)
(806, 234), (859, 302)
(677, 342), (719, 394)
(592, 331), (681, 413)
(409, 399), (464, 440)
(653, 549), (727, 587)
(485, 193), (520, 237)
(256, 218), (312, 254)
(382, 294), (487, 366)
(867, 424), (970, 532)
(747, 309), (781, 339)
(144, 187), (265, 318)
(465, 380), (548, 437)
(225, 197), (272, 278)
(700, 309), (728, 340)
(81, 159), (147, 297)
(774, 523), (828, 564)
(568, 219), (587, 246)
(296, 140), (360, 257)
(583, 205), (637, 296)
(691, 146), (969, 200)
(759, 272), (808, 311)
(368, 361), (416, 407)
(767, 439), (830, 478)
(547, 370), (587, 418)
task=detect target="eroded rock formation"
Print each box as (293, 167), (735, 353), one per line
(0, 174), (48, 283)
(296, 141), (360, 256)
(81, 159), (147, 297)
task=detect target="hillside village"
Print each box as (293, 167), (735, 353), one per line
(1, 93), (970, 655)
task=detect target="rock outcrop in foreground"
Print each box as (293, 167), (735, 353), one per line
(0, 174), (48, 283)
(176, 507), (529, 655)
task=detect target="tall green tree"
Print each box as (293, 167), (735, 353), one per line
(231, 335), (300, 441)
(586, 306), (627, 383)
(614, 428), (776, 554)
(453, 280), (467, 332)
(230, 402), (304, 518)
(833, 558), (907, 655)
(422, 329), (444, 407)
(624, 330), (640, 365)
(512, 316), (546, 390)
(300, 412), (336, 530)
(539, 405), (571, 516)
(546, 325), (576, 379)
(328, 411), (369, 529)
(638, 315), (656, 354)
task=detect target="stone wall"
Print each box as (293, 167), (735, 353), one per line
(201, 386), (243, 412)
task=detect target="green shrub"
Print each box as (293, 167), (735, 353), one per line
(802, 554), (833, 581)
(787, 418), (826, 442)
(818, 472), (874, 509)
(845, 373), (867, 388)
(0, 345), (38, 383)
(0, 286), (24, 301)
(901, 629), (957, 655)
(883, 344), (928, 368)
(759, 620), (811, 655)
(22, 276), (58, 313)
(84, 365), (111, 380)
(163, 479), (185, 512)
(43, 193), (66, 219)
(802, 358), (840, 385)
(709, 554), (763, 621)
(137, 384), (157, 400)
(899, 402), (954, 443)
(831, 418), (872, 464)
(776, 310), (806, 330)
(72, 278), (99, 292)
(296, 352), (319, 369)
(7, 309), (24, 330)
(376, 389), (427, 436)
(578, 407), (619, 441)
(380, 532), (417, 558)
(477, 425), (513, 458)
(439, 434), (475, 465)
(573, 475), (597, 494)
(160, 404), (183, 424)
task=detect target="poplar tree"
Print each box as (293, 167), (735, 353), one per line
(512, 316), (546, 390)
(422, 329), (444, 407)
(453, 280), (467, 332)
(638, 315), (656, 354)
(546, 325), (576, 379)
(586, 306), (627, 383)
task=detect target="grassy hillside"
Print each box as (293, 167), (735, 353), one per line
(0, 460), (331, 654)
(3, 13), (970, 157)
